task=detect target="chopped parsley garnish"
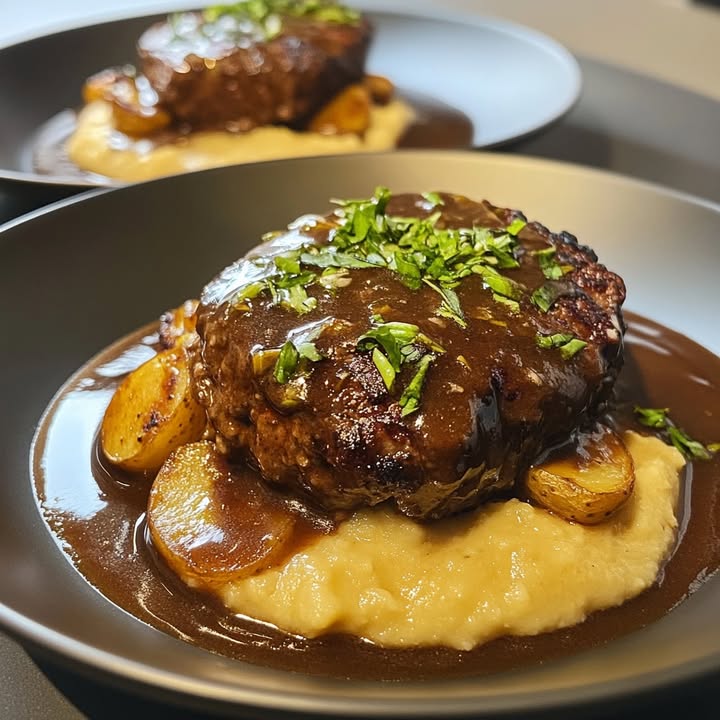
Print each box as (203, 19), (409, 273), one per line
(633, 406), (668, 428)
(476, 266), (524, 311)
(233, 188), (598, 408)
(399, 354), (435, 417)
(328, 188), (525, 321)
(232, 187), (531, 329)
(421, 191), (445, 208)
(535, 247), (570, 280)
(634, 406), (718, 460)
(357, 317), (444, 414)
(531, 281), (572, 313)
(372, 347), (396, 391)
(204, 1), (360, 40)
(558, 338), (587, 359)
(299, 249), (375, 269)
(536, 333), (587, 359)
(273, 341), (299, 384)
(358, 320), (444, 370)
(423, 280), (467, 328)
(296, 341), (323, 362)
(505, 218), (527, 236)
(272, 339), (322, 384)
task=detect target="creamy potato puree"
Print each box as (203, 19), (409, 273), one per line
(67, 99), (414, 182)
(219, 433), (683, 649)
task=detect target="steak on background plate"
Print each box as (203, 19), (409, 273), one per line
(138, 3), (370, 131)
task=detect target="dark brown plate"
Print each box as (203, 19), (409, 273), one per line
(1, 151), (718, 717)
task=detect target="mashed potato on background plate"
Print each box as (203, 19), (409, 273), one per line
(220, 432), (683, 649)
(67, 99), (414, 182)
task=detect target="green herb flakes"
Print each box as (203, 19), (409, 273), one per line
(531, 282), (569, 313)
(358, 320), (423, 371)
(505, 218), (527, 236)
(299, 249), (376, 269)
(297, 341), (323, 362)
(271, 339), (323, 384)
(558, 338), (587, 359)
(281, 284), (317, 315)
(357, 318), (444, 414)
(372, 347), (396, 391)
(235, 281), (266, 304)
(423, 279), (467, 328)
(204, 1), (360, 41)
(476, 266), (524, 301)
(273, 341), (299, 384)
(633, 406), (717, 460)
(235, 189), (589, 375)
(399, 354), (435, 416)
(536, 333), (587, 359)
(535, 247), (568, 280)
(491, 294), (520, 314)
(421, 191), (445, 208)
(633, 406), (669, 428)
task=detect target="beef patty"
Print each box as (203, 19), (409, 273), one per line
(193, 191), (626, 520)
(138, 4), (370, 131)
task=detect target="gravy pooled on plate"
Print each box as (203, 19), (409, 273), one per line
(32, 189), (720, 679)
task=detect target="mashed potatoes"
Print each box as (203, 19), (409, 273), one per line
(220, 433), (683, 649)
(67, 99), (414, 182)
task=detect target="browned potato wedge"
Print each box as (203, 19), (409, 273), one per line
(110, 76), (171, 137)
(308, 84), (371, 136)
(363, 74), (395, 105)
(525, 427), (635, 525)
(159, 299), (199, 349)
(83, 69), (171, 136)
(82, 68), (124, 104)
(148, 441), (297, 587)
(100, 345), (205, 473)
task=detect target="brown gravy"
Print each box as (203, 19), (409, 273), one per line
(30, 90), (473, 181)
(32, 312), (720, 681)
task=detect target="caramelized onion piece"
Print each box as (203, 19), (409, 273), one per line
(148, 441), (297, 587)
(525, 426), (635, 525)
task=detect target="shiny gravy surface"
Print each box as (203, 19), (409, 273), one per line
(32, 312), (720, 680)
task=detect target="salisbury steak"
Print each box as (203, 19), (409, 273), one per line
(138, 3), (370, 131)
(193, 190), (626, 519)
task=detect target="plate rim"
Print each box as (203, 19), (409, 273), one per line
(2, 150), (719, 717)
(0, 1), (582, 187)
(3, 149), (718, 234)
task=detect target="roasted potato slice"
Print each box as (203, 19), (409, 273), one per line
(83, 68), (171, 136)
(82, 67), (126, 104)
(148, 441), (297, 587)
(363, 74), (395, 105)
(308, 84), (371, 136)
(159, 299), (199, 349)
(109, 75), (171, 136)
(525, 426), (635, 525)
(100, 344), (205, 473)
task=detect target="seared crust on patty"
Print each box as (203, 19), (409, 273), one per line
(193, 192), (626, 519)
